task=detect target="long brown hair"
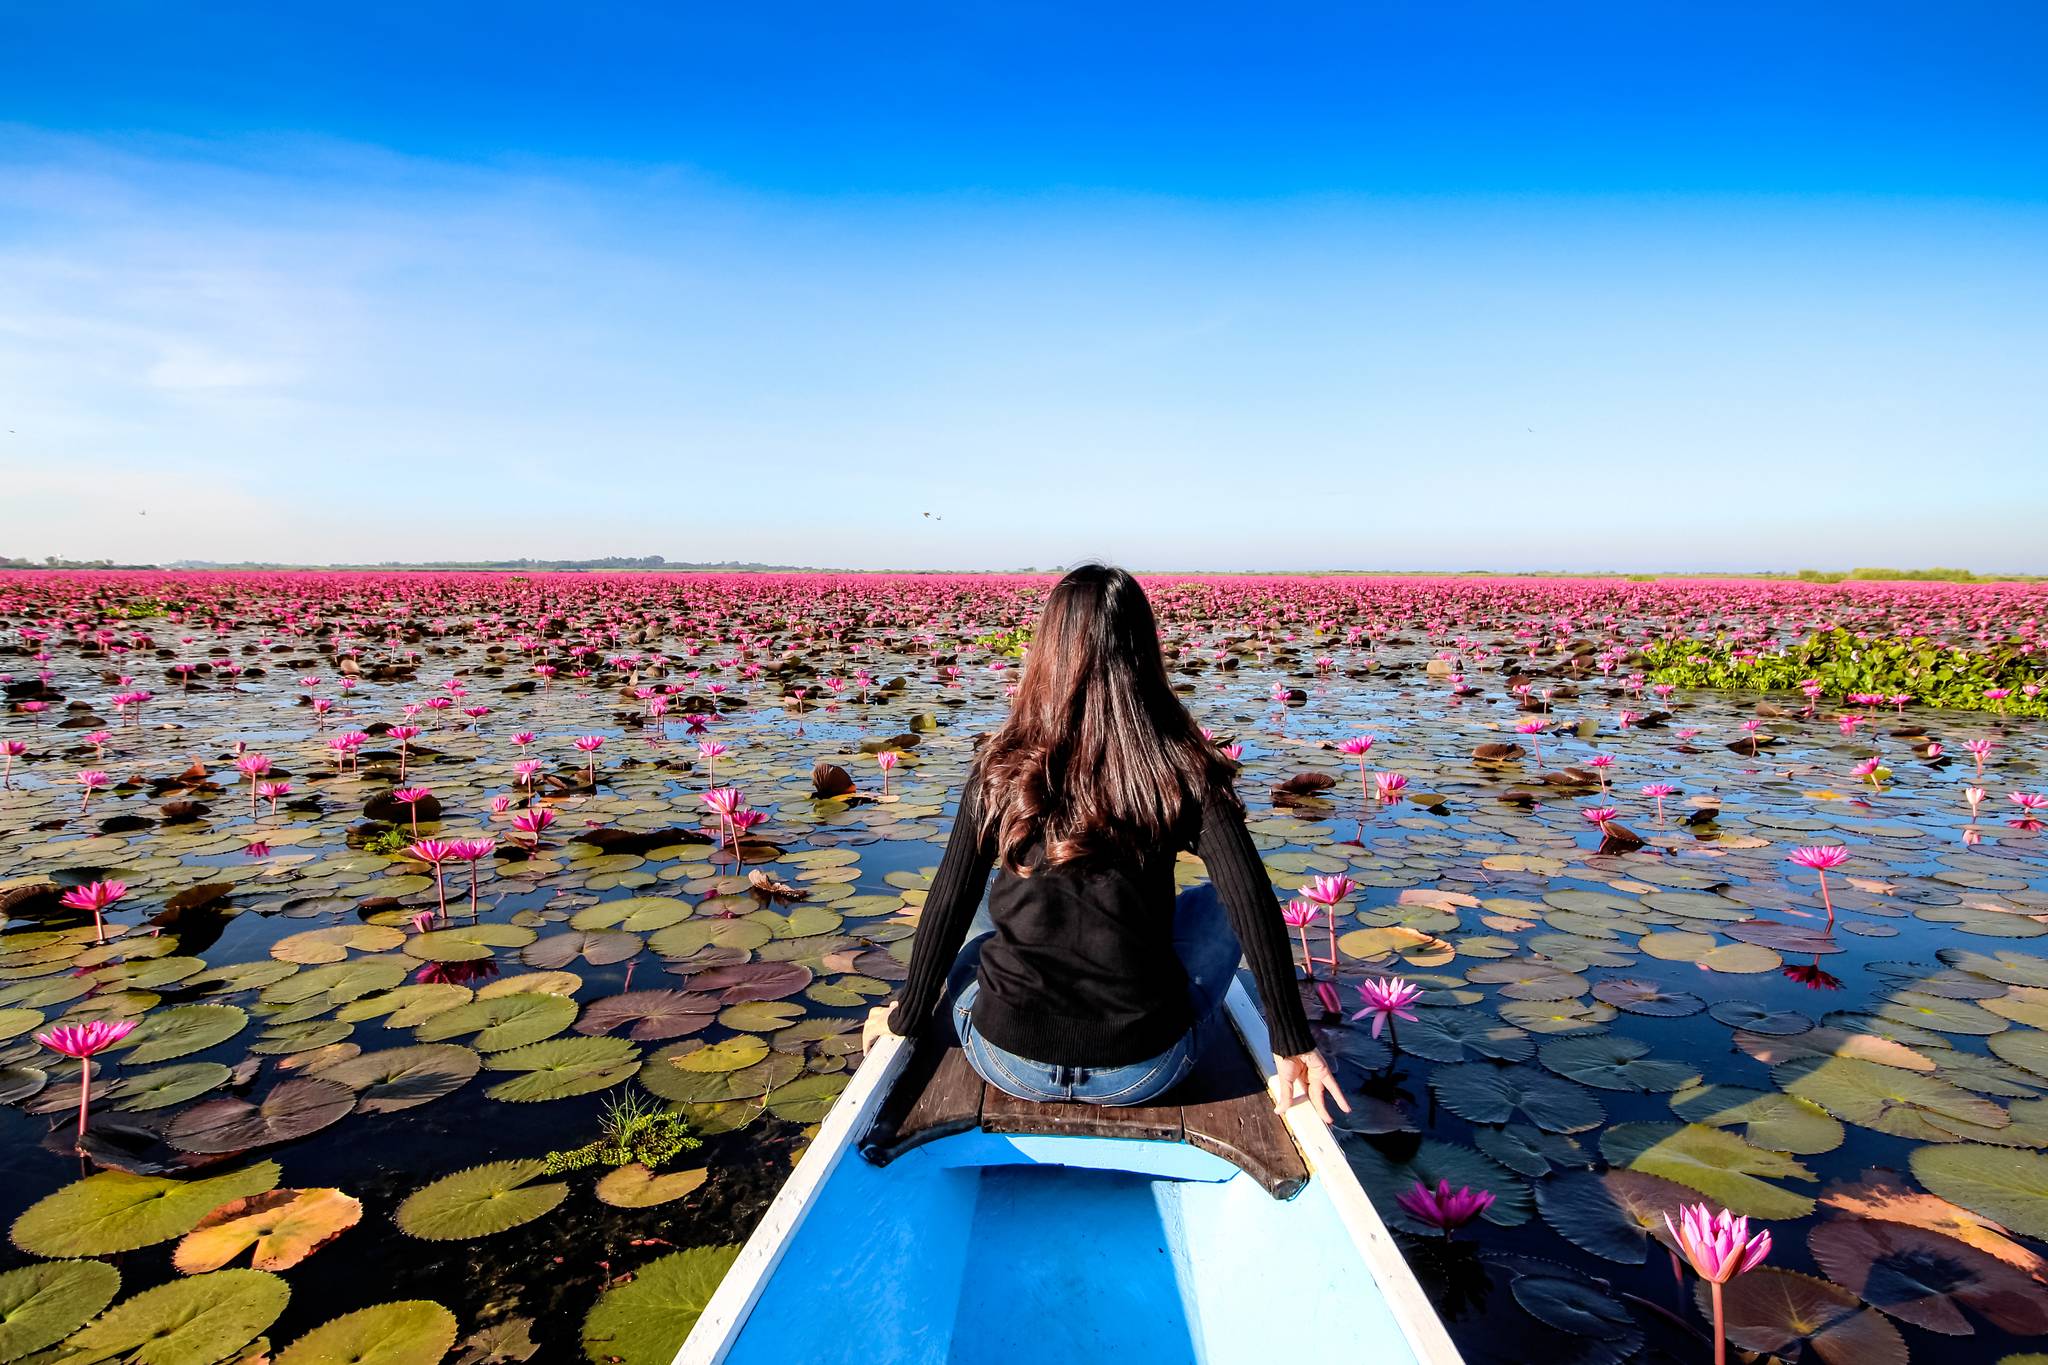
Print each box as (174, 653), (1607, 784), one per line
(975, 564), (1235, 874)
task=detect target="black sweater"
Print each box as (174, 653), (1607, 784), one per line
(886, 773), (1317, 1065)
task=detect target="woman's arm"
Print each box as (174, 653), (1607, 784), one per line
(882, 773), (995, 1038)
(1193, 784), (1317, 1058)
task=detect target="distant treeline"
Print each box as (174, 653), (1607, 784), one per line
(1788, 567), (2039, 584)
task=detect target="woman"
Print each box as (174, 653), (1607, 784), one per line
(862, 564), (1348, 1122)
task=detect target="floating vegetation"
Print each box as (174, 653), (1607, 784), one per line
(1, 570), (2045, 1362)
(541, 1088), (700, 1174)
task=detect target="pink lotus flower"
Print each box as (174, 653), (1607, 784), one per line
(409, 837), (458, 918)
(1280, 898), (1320, 975)
(1298, 873), (1356, 907)
(1641, 782), (1679, 822)
(76, 769), (111, 811)
(1, 739), (24, 787)
(1666, 1201), (1772, 1365)
(2010, 791), (2047, 814)
(510, 806), (556, 848)
(391, 785), (433, 833)
(1788, 844), (1850, 926)
(36, 1018), (137, 1144)
(255, 780), (291, 816)
(1373, 771), (1408, 803)
(60, 880), (126, 946)
(1963, 738), (1995, 774)
(1351, 976), (1422, 1040)
(1582, 806), (1619, 825)
(1396, 1179), (1494, 1236)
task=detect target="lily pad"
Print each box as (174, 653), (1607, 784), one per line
(271, 924), (407, 964)
(579, 1245), (740, 1365)
(1775, 1056), (2008, 1141)
(1540, 1036), (1700, 1092)
(172, 1188), (363, 1273)
(311, 1044), (480, 1112)
(1431, 1062), (1605, 1133)
(54, 1269), (288, 1365)
(1599, 1121), (1817, 1218)
(111, 1061), (235, 1112)
(1472, 1124), (1589, 1177)
(1533, 1167), (1693, 1264)
(1400, 1009), (1534, 1063)
(121, 1004), (249, 1064)
(482, 1036), (640, 1102)
(415, 993), (578, 1051)
(166, 1078), (356, 1154)
(1704, 1267), (1905, 1365)
(1669, 1083), (1845, 1155)
(11, 1161), (281, 1257)
(405, 924), (537, 963)
(522, 930), (642, 969)
(1589, 978), (1704, 1016)
(1909, 1145), (2048, 1239)
(275, 1301), (459, 1365)
(0, 1259), (121, 1362)
(573, 990), (716, 1041)
(393, 1160), (567, 1240)
(593, 1164), (708, 1209)
(1809, 1216), (2048, 1335)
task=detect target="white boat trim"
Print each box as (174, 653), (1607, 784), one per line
(674, 1026), (911, 1365)
(1221, 980), (1465, 1365)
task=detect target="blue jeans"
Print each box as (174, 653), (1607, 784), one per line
(944, 883), (1243, 1107)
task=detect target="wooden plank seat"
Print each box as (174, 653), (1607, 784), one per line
(859, 1024), (1310, 1198)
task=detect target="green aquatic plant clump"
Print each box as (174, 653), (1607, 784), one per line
(971, 626), (1032, 658)
(542, 1091), (701, 1175)
(361, 827), (415, 856)
(1642, 629), (2048, 716)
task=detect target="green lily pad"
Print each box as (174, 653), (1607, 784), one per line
(579, 1245), (740, 1365)
(593, 1164), (708, 1209)
(275, 1300), (459, 1365)
(1987, 1029), (2048, 1079)
(0, 1259), (121, 1362)
(647, 919), (772, 958)
(521, 930), (642, 969)
(1909, 1144), (2048, 1239)
(271, 924), (407, 965)
(404, 924), (537, 963)
(1472, 1124), (1589, 1177)
(570, 896), (694, 932)
(1533, 1167), (1693, 1264)
(1540, 1036), (1700, 1093)
(121, 1004), (248, 1064)
(1599, 1122), (1816, 1218)
(673, 1036), (769, 1073)
(312, 1044), (480, 1112)
(1775, 1055), (2009, 1141)
(415, 993), (578, 1051)
(53, 1269), (287, 1365)
(334, 983), (474, 1028)
(393, 1161), (567, 1240)
(1400, 1008), (1533, 1063)
(111, 1061), (234, 1112)
(482, 1036), (640, 1102)
(1588, 978), (1704, 1017)
(765, 1072), (849, 1122)
(1939, 948), (2048, 989)
(1431, 1062), (1605, 1133)
(1668, 1083), (1845, 1155)
(11, 1161), (281, 1257)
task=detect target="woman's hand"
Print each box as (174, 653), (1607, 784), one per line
(1269, 1048), (1350, 1124)
(861, 1002), (900, 1055)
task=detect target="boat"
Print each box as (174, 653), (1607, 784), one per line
(674, 980), (1463, 1365)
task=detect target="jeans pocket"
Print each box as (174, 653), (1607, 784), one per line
(966, 1031), (1066, 1102)
(1088, 1041), (1195, 1106)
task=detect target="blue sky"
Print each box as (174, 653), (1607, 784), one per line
(2, 2), (2044, 571)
